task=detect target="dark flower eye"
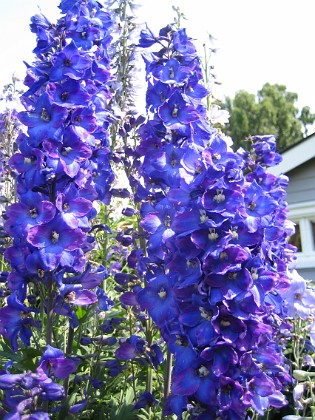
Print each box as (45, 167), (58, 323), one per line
(51, 230), (59, 243)
(41, 108), (51, 122)
(29, 208), (38, 218)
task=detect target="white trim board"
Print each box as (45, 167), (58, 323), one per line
(269, 132), (315, 176)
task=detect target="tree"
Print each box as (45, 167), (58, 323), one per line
(224, 83), (315, 152)
(299, 106), (315, 137)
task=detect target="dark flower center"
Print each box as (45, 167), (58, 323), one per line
(164, 214), (171, 228)
(41, 108), (51, 122)
(194, 164), (203, 175)
(51, 230), (59, 244)
(199, 209), (208, 223)
(61, 92), (69, 101)
(199, 307), (212, 320)
(29, 208), (38, 218)
(228, 272), (237, 280)
(172, 104), (179, 118)
(214, 189), (225, 203)
(158, 288), (166, 299)
(65, 291), (76, 302)
(61, 146), (72, 156)
(208, 228), (218, 240)
(248, 201), (256, 211)
(63, 202), (70, 211)
(198, 365), (209, 378)
(187, 259), (198, 268)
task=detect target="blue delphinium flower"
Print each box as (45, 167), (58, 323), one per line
(134, 391), (158, 409)
(0, 292), (40, 352)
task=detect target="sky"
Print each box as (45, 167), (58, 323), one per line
(0, 0), (314, 133)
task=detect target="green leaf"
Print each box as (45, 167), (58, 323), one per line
(76, 306), (87, 321)
(57, 390), (78, 419)
(109, 387), (138, 420)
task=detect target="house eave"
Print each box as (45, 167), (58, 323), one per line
(268, 132), (315, 176)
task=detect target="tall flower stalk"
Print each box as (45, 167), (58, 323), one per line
(135, 24), (295, 419)
(0, 0), (115, 416)
(0, 78), (24, 272)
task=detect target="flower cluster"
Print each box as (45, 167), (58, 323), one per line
(0, 346), (77, 418)
(3, 0), (114, 344)
(279, 270), (315, 417)
(0, 79), (24, 258)
(134, 25), (294, 418)
(0, 0), (115, 415)
(281, 269), (315, 321)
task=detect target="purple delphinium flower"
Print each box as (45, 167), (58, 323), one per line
(4, 192), (56, 238)
(38, 345), (77, 380)
(27, 216), (86, 270)
(115, 335), (146, 361)
(134, 391), (158, 409)
(0, 363), (64, 418)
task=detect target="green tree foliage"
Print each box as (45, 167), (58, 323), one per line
(224, 83), (315, 152)
(299, 105), (315, 137)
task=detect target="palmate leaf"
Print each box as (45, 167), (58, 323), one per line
(0, 339), (41, 371)
(109, 387), (138, 420)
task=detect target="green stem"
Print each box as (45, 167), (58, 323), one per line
(307, 376), (315, 420)
(162, 350), (172, 419)
(46, 274), (54, 346)
(102, 206), (109, 292)
(63, 326), (75, 396)
(65, 326), (74, 355)
(203, 43), (211, 114)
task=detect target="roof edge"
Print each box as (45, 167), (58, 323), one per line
(269, 131), (315, 175)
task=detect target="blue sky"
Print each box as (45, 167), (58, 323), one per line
(0, 0), (314, 133)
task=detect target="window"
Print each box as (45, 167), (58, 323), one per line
(288, 202), (315, 269)
(288, 222), (302, 252)
(312, 221), (315, 249)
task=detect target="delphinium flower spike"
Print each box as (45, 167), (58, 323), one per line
(1, 0), (115, 416)
(135, 23), (295, 419)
